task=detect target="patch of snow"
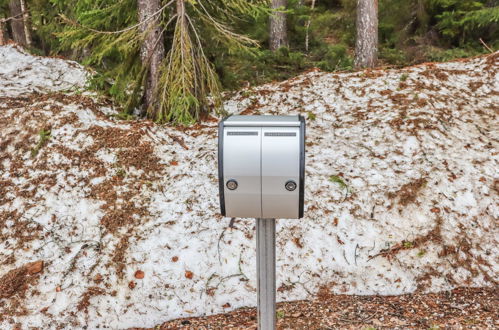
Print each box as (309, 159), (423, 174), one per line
(0, 45), (88, 97)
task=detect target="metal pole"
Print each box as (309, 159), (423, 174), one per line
(256, 218), (276, 330)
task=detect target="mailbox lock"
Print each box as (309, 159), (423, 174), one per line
(226, 179), (238, 190)
(285, 180), (297, 191)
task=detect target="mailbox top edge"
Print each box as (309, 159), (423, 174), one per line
(223, 115), (301, 127)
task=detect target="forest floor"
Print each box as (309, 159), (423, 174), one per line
(148, 287), (498, 329)
(0, 44), (498, 329)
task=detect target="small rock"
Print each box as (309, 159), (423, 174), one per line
(134, 270), (145, 279)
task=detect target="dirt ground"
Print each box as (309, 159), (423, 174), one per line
(140, 287), (498, 329)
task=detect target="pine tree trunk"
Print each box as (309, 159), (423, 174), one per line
(305, 0), (316, 52)
(19, 0), (32, 47)
(355, 0), (378, 69)
(0, 18), (6, 46)
(138, 0), (165, 115)
(176, 0), (185, 24)
(8, 0), (28, 46)
(269, 0), (288, 51)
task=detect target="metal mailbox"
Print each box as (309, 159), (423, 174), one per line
(218, 115), (305, 219)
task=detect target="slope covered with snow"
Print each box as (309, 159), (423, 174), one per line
(0, 45), (88, 97)
(0, 45), (497, 329)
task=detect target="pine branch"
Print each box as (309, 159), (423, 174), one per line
(59, 0), (175, 35)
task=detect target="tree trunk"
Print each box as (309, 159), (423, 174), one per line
(269, 0), (288, 51)
(176, 0), (185, 25)
(305, 0), (316, 52)
(354, 0), (378, 69)
(0, 18), (6, 46)
(137, 0), (165, 115)
(8, 0), (28, 46)
(19, 0), (32, 47)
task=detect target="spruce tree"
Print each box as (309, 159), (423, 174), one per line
(427, 0), (499, 46)
(54, 0), (268, 125)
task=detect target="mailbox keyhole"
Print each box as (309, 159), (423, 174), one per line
(226, 179), (238, 190)
(285, 180), (297, 191)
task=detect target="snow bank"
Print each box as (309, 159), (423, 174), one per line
(0, 46), (498, 329)
(0, 45), (88, 97)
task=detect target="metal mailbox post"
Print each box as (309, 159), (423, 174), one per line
(218, 115), (305, 330)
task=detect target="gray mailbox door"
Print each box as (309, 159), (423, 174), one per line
(222, 126), (262, 218)
(261, 126), (300, 218)
(219, 115), (305, 219)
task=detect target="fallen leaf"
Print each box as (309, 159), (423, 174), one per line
(185, 271), (193, 279)
(172, 256), (179, 262)
(128, 281), (136, 289)
(292, 237), (303, 249)
(56, 286), (61, 292)
(222, 303), (231, 308)
(333, 218), (339, 226)
(93, 274), (103, 283)
(134, 270), (145, 279)
(430, 207), (440, 213)
(170, 160), (179, 166)
(26, 261), (43, 274)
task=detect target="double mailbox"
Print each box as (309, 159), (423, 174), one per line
(218, 115), (305, 219)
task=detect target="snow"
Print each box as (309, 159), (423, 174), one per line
(0, 45), (498, 329)
(0, 45), (88, 97)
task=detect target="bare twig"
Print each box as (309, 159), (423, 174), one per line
(0, 12), (27, 23)
(167, 133), (189, 150)
(61, 242), (100, 283)
(479, 38), (494, 53)
(367, 241), (376, 254)
(354, 244), (359, 266)
(217, 220), (232, 265)
(342, 249), (350, 265)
